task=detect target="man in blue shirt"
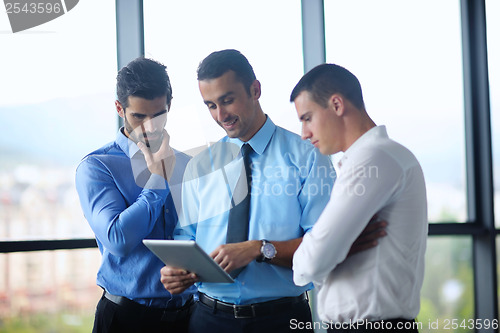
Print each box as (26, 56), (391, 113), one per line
(75, 57), (195, 333)
(159, 49), (333, 332)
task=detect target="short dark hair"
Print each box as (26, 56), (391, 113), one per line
(290, 63), (365, 110)
(197, 49), (256, 95)
(116, 57), (172, 109)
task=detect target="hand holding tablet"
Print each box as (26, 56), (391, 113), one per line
(143, 239), (234, 283)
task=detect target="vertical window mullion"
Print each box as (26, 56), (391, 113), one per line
(460, 0), (497, 328)
(115, 0), (144, 129)
(301, 0), (325, 72)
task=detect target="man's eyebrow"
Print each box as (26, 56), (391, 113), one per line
(299, 112), (311, 121)
(218, 92), (234, 101)
(153, 109), (167, 117)
(129, 111), (146, 117)
(127, 109), (167, 118)
(204, 92), (234, 105)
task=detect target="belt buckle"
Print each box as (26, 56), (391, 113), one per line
(233, 304), (255, 319)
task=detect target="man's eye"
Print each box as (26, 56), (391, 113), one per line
(222, 99), (233, 105)
(133, 115), (146, 120)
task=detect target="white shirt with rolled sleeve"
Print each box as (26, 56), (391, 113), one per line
(293, 125), (427, 323)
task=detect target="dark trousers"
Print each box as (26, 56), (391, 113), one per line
(188, 296), (314, 333)
(327, 318), (419, 333)
(92, 293), (191, 333)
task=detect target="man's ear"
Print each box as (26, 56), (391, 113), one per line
(115, 100), (125, 118)
(250, 80), (261, 100)
(328, 94), (345, 116)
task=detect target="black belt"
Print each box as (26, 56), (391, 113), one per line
(103, 290), (194, 322)
(198, 292), (308, 319)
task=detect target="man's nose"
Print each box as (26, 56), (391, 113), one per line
(216, 106), (227, 122)
(301, 123), (311, 140)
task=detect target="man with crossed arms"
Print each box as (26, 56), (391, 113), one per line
(292, 64), (427, 333)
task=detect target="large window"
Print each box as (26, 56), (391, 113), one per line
(0, 0), (116, 331)
(1, 1), (498, 332)
(325, 0), (466, 224)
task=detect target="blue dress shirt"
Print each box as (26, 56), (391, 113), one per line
(176, 117), (335, 305)
(75, 129), (195, 308)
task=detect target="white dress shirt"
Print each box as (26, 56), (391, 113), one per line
(293, 125), (427, 322)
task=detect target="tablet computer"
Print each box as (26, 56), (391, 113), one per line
(143, 239), (234, 283)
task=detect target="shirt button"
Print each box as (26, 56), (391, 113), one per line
(165, 209), (170, 213)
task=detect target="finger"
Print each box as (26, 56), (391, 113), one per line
(214, 253), (228, 268)
(166, 282), (193, 295)
(162, 129), (170, 146)
(357, 229), (387, 243)
(137, 141), (152, 164)
(161, 266), (189, 276)
(161, 275), (197, 293)
(155, 134), (175, 179)
(165, 277), (196, 289)
(154, 130), (172, 157)
(349, 235), (381, 253)
(219, 258), (233, 273)
(162, 272), (196, 283)
(211, 249), (232, 271)
(210, 247), (222, 260)
(348, 240), (378, 256)
(140, 124), (150, 147)
(220, 257), (231, 271)
(363, 220), (388, 234)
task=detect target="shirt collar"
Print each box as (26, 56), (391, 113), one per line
(338, 125), (388, 169)
(227, 116), (276, 155)
(116, 127), (142, 159)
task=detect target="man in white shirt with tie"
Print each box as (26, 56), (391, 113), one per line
(291, 63), (427, 333)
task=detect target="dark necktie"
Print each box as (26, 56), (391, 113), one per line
(226, 143), (253, 277)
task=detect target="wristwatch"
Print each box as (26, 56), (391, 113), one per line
(257, 240), (277, 262)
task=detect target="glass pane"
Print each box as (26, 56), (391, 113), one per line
(324, 0), (466, 223)
(0, 249), (102, 332)
(0, 0), (117, 240)
(419, 236), (474, 332)
(143, 0), (303, 152)
(486, 0), (500, 227)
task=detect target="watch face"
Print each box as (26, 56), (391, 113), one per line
(263, 243), (276, 258)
